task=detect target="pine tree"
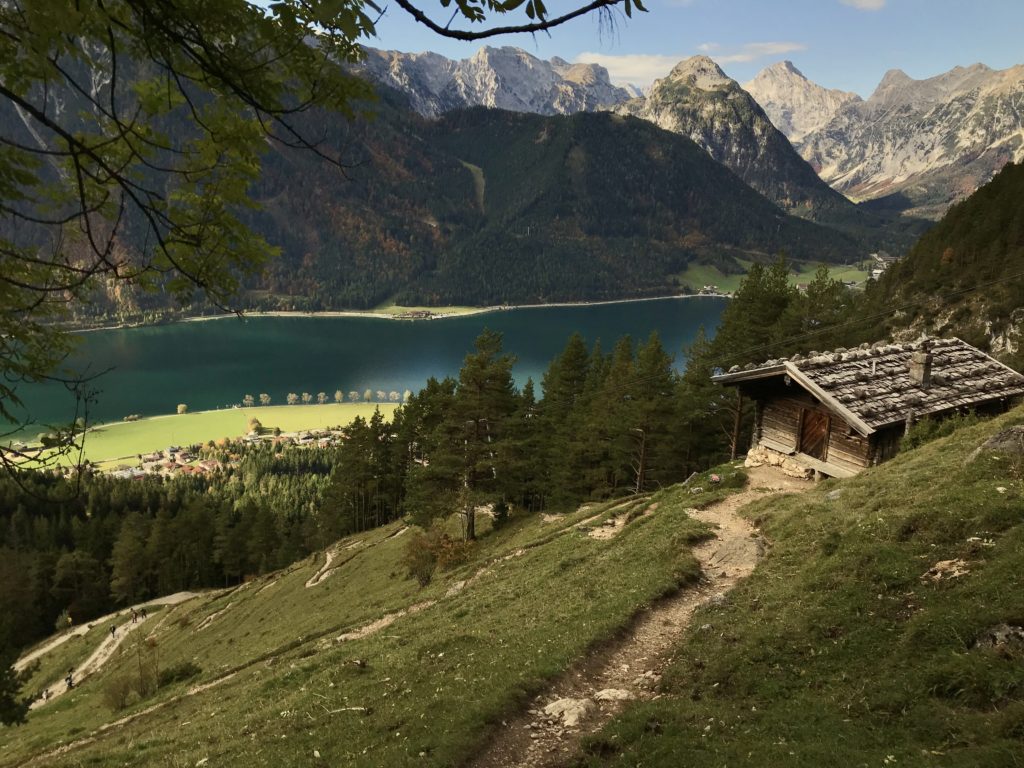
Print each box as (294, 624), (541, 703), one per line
(539, 335), (594, 508)
(632, 332), (681, 491)
(0, 646), (30, 726)
(451, 330), (518, 540)
(109, 513), (151, 604)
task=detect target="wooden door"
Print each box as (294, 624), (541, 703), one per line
(800, 409), (830, 460)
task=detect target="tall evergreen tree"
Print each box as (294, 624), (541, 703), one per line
(632, 332), (681, 492)
(109, 512), (151, 605)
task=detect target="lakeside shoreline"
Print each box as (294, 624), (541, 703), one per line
(71, 292), (728, 334)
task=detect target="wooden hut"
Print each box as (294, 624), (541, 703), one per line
(711, 337), (1024, 478)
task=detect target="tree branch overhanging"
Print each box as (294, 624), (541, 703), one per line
(391, 0), (643, 41)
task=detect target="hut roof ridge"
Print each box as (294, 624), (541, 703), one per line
(712, 336), (1024, 434)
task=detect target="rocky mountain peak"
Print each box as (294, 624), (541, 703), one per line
(744, 60), (861, 142)
(766, 60), (805, 78)
(867, 63), (1001, 111)
(875, 68), (912, 90)
(619, 56), (862, 229)
(665, 56), (732, 89)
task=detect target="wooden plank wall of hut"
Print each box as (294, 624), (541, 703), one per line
(760, 396), (805, 452)
(871, 426), (903, 465)
(760, 393), (871, 473)
(826, 418), (871, 472)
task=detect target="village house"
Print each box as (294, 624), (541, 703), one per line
(712, 337), (1024, 478)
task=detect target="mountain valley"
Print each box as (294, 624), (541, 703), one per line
(4, 10), (1024, 768)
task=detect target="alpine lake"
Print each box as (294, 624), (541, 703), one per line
(14, 296), (727, 435)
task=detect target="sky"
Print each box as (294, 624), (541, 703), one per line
(358, 0), (1024, 96)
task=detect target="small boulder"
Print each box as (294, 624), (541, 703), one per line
(594, 689), (633, 702)
(973, 624), (1024, 652)
(542, 698), (594, 728)
(968, 426), (1024, 462)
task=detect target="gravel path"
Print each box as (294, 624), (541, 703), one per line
(22, 592), (202, 708)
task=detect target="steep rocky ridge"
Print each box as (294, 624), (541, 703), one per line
(743, 60), (861, 142)
(616, 57), (878, 234)
(356, 45), (632, 117)
(795, 63), (1024, 219)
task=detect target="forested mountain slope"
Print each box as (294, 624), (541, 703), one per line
(2, 72), (879, 324)
(89, 90), (868, 315)
(872, 161), (1024, 365)
(397, 107), (861, 305)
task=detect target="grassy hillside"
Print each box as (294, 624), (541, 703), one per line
(9, 409), (1024, 766)
(4, 471), (744, 767)
(581, 408), (1024, 767)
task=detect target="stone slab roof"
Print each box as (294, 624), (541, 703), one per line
(712, 337), (1024, 435)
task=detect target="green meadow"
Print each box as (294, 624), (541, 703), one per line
(676, 259), (871, 294)
(63, 403), (398, 465)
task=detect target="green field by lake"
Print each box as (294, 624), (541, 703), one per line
(675, 259), (871, 294)
(66, 403), (398, 465)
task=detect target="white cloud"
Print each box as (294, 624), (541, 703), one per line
(574, 52), (683, 87)
(712, 41), (807, 64)
(577, 41), (806, 86)
(840, 0), (886, 10)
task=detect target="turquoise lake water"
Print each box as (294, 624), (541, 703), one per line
(11, 297), (726, 429)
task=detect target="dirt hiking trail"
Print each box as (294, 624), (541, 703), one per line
(21, 592), (201, 709)
(469, 466), (809, 768)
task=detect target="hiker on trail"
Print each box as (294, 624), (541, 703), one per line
(131, 608), (138, 624)
(110, 625), (116, 639)
(140, 607), (148, 619)
(65, 670), (74, 690)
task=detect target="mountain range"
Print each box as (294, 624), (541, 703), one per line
(358, 48), (872, 232)
(742, 61), (860, 143)
(356, 46), (637, 118)
(359, 46), (1024, 221)
(745, 60), (1024, 219)
(13, 42), (1023, 320)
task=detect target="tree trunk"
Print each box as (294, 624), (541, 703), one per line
(730, 390), (744, 461)
(633, 428), (646, 495)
